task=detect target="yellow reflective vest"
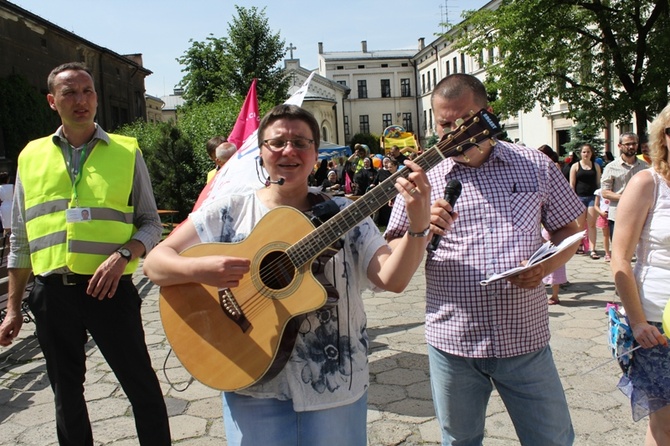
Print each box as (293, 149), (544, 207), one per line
(18, 134), (139, 275)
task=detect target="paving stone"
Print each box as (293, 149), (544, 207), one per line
(0, 251), (650, 445)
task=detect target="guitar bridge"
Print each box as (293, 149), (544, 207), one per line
(218, 288), (251, 333)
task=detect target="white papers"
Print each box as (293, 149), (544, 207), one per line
(479, 230), (586, 286)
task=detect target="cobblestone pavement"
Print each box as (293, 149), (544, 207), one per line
(0, 248), (647, 445)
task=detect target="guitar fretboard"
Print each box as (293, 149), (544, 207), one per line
(287, 109), (502, 268)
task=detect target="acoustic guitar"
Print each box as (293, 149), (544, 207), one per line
(159, 109), (502, 391)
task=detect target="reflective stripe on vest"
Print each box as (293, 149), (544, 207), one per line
(19, 134), (139, 275)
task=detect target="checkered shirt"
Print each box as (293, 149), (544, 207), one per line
(386, 141), (584, 358)
(600, 155), (649, 221)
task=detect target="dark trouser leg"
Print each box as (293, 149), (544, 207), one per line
(84, 281), (171, 445)
(28, 280), (94, 446)
(608, 219), (615, 240)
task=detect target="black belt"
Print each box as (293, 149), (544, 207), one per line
(36, 273), (133, 286)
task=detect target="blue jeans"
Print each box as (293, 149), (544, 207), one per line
(428, 344), (574, 446)
(222, 391), (367, 445)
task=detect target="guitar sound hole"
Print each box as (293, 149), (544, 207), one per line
(259, 251), (295, 290)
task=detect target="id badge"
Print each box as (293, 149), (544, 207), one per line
(66, 207), (92, 223)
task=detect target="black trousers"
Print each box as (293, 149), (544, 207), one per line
(28, 277), (171, 446)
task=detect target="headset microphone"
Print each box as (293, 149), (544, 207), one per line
(427, 178), (462, 252)
(265, 177), (285, 186)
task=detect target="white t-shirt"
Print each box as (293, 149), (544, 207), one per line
(189, 188), (387, 411)
(594, 188), (610, 213)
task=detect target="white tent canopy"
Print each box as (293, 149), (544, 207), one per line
(318, 141), (350, 160)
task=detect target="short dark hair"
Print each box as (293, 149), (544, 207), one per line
(619, 132), (638, 144)
(432, 73), (488, 110)
(206, 136), (227, 158)
(47, 62), (93, 93)
(258, 104), (320, 150)
(537, 144), (559, 163)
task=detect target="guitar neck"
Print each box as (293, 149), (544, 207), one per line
(287, 109), (501, 268)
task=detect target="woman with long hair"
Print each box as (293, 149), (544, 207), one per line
(570, 143), (601, 258)
(611, 103), (670, 445)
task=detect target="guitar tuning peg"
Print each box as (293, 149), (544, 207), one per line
(455, 118), (465, 128)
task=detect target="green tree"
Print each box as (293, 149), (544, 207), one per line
(116, 120), (199, 218)
(143, 123), (202, 220)
(178, 6), (289, 105)
(349, 133), (381, 155)
(176, 36), (227, 104)
(451, 0), (670, 135)
(563, 110), (605, 157)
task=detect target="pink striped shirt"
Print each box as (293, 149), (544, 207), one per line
(386, 141), (583, 358)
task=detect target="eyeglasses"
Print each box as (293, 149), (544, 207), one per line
(262, 138), (314, 151)
(664, 127), (670, 137)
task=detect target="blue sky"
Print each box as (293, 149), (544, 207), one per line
(11, 0), (489, 97)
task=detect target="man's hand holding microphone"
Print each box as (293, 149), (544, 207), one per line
(428, 177), (461, 252)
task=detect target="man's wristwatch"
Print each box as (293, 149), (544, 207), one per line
(116, 247), (132, 262)
(407, 226), (430, 237)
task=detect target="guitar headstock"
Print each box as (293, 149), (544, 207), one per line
(435, 109), (502, 160)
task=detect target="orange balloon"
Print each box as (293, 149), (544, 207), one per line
(372, 157), (382, 168)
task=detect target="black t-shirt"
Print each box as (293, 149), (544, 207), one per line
(574, 162), (598, 197)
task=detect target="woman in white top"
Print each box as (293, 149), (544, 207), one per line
(143, 104), (432, 446)
(0, 172), (14, 234)
(611, 103), (670, 444)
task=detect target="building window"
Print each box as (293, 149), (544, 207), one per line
(488, 47), (495, 63)
(358, 80), (367, 99)
(433, 68), (437, 86)
(358, 65), (365, 69)
(421, 74), (426, 94)
(402, 113), (413, 132)
(344, 116), (350, 136)
(337, 65), (344, 70)
(322, 127), (328, 142)
(429, 109), (433, 131)
(337, 80), (347, 87)
(381, 79), (391, 98)
(381, 63), (388, 68)
(360, 115), (370, 134)
(423, 110), (427, 131)
(446, 60), (450, 76)
(453, 57), (458, 74)
(382, 113), (392, 128)
(427, 71), (431, 91)
(461, 53), (466, 73)
(401, 78), (411, 97)
(401, 62), (408, 67)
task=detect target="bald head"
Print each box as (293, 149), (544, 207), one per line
(215, 143), (237, 167)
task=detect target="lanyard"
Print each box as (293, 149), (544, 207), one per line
(68, 142), (91, 207)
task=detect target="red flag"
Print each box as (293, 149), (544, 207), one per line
(227, 78), (260, 149)
(187, 79), (260, 215)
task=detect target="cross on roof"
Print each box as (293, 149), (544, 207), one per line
(287, 43), (297, 59)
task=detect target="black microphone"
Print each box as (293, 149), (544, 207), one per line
(265, 177), (285, 186)
(428, 178), (462, 252)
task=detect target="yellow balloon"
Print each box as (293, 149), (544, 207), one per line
(663, 299), (670, 337)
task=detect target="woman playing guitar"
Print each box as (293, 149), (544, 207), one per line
(143, 104), (433, 446)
